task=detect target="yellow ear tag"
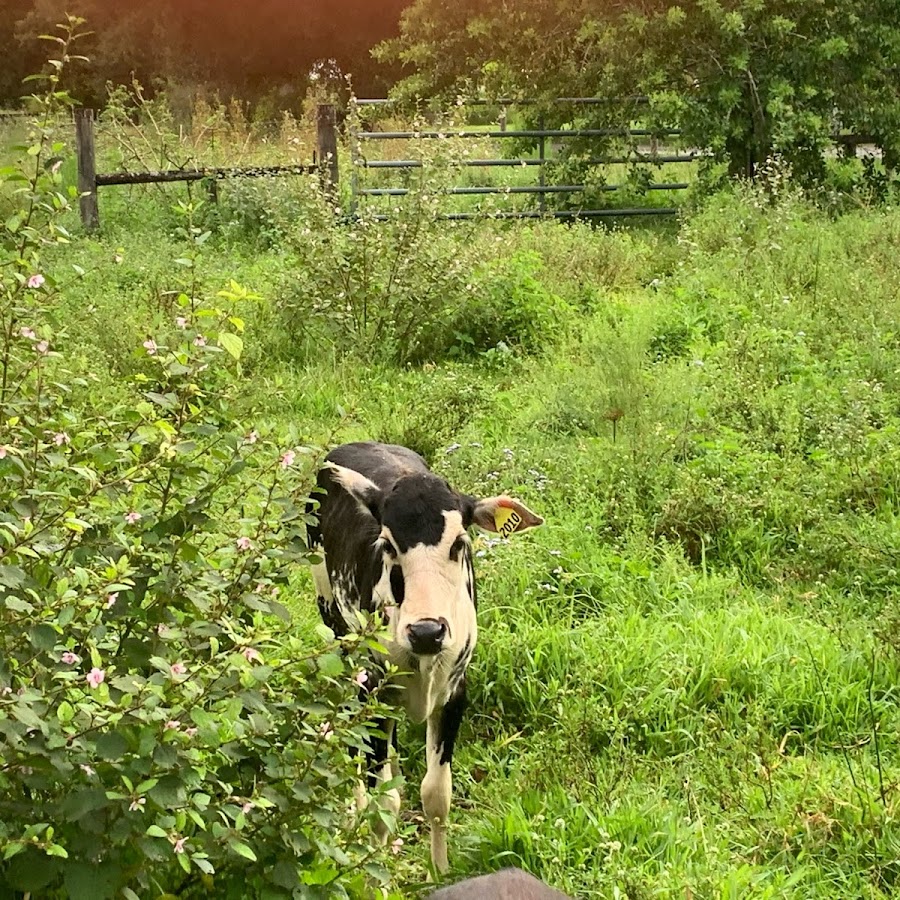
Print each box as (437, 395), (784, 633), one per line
(494, 505), (523, 539)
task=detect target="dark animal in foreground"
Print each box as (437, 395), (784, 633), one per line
(307, 442), (543, 872)
(427, 868), (572, 899)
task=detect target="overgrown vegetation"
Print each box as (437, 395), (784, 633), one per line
(3, 25), (900, 900)
(0, 26), (403, 898)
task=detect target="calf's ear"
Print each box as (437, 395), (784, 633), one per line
(324, 462), (384, 523)
(464, 495), (543, 536)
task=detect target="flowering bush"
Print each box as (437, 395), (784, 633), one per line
(0, 22), (399, 898)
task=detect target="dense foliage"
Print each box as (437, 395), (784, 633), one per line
(0, 25), (402, 899)
(379, 0), (900, 179)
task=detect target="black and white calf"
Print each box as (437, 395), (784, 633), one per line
(306, 441), (542, 873)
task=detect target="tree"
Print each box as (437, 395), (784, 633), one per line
(379, 0), (900, 179)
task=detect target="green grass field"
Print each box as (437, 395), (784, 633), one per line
(6, 105), (900, 897)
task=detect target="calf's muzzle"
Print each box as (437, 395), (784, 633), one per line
(407, 617), (448, 655)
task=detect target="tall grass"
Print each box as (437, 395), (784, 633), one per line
(25, 102), (900, 896)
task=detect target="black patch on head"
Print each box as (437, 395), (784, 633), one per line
(389, 565), (405, 606)
(459, 494), (477, 530)
(381, 474), (463, 552)
(449, 535), (468, 562)
(466, 552), (477, 609)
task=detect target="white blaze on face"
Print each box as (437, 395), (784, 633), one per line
(374, 510), (477, 661)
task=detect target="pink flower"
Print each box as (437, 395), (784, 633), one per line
(175, 316), (188, 329)
(184, 727), (198, 737)
(244, 430), (259, 444)
(0, 446), (7, 460)
(53, 432), (70, 446)
(242, 647), (261, 662)
(61, 651), (80, 665)
(236, 536), (252, 552)
(165, 720), (181, 730)
(51, 160), (62, 175)
(319, 722), (333, 740)
(125, 511), (141, 524)
(80, 764), (96, 776)
(355, 669), (368, 687)
(143, 339), (158, 356)
(193, 335), (207, 347)
(172, 836), (187, 854)
(35, 340), (49, 354)
(170, 662), (187, 677)
(241, 801), (254, 814)
(105, 592), (118, 609)
(86, 667), (105, 689)
(391, 837), (404, 856)
(129, 797), (146, 812)
(27, 274), (45, 289)
(19, 327), (36, 340)
(280, 450), (296, 469)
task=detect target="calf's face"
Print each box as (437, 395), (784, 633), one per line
(326, 463), (542, 664)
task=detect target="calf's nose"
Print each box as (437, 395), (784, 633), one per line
(407, 618), (448, 655)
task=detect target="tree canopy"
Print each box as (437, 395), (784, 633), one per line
(378, 0), (900, 176)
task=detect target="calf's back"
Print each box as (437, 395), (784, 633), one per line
(427, 868), (571, 899)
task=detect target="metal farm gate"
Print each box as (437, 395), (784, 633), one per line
(348, 97), (703, 221)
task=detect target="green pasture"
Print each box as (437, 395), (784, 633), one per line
(40, 159), (900, 897)
(3, 99), (900, 897)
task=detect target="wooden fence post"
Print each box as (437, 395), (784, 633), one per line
(74, 108), (99, 232)
(316, 104), (339, 197)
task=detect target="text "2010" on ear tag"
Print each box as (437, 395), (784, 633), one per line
(494, 506), (522, 539)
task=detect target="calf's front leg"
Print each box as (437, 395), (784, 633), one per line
(421, 684), (466, 874)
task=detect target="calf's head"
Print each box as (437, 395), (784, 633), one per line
(326, 463), (542, 662)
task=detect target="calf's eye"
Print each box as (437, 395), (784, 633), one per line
(449, 536), (467, 561)
(389, 566), (405, 606)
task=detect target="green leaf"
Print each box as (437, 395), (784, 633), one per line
(11, 704), (46, 732)
(3, 597), (34, 613)
(60, 788), (109, 822)
(193, 856), (214, 875)
(226, 837), (258, 861)
(63, 862), (120, 900)
(316, 653), (344, 678)
(3, 842), (24, 861)
(218, 332), (243, 360)
(57, 701), (75, 724)
(314, 623), (335, 642)
(145, 825), (168, 838)
(0, 565), (26, 588)
(94, 731), (128, 760)
(29, 623), (58, 651)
